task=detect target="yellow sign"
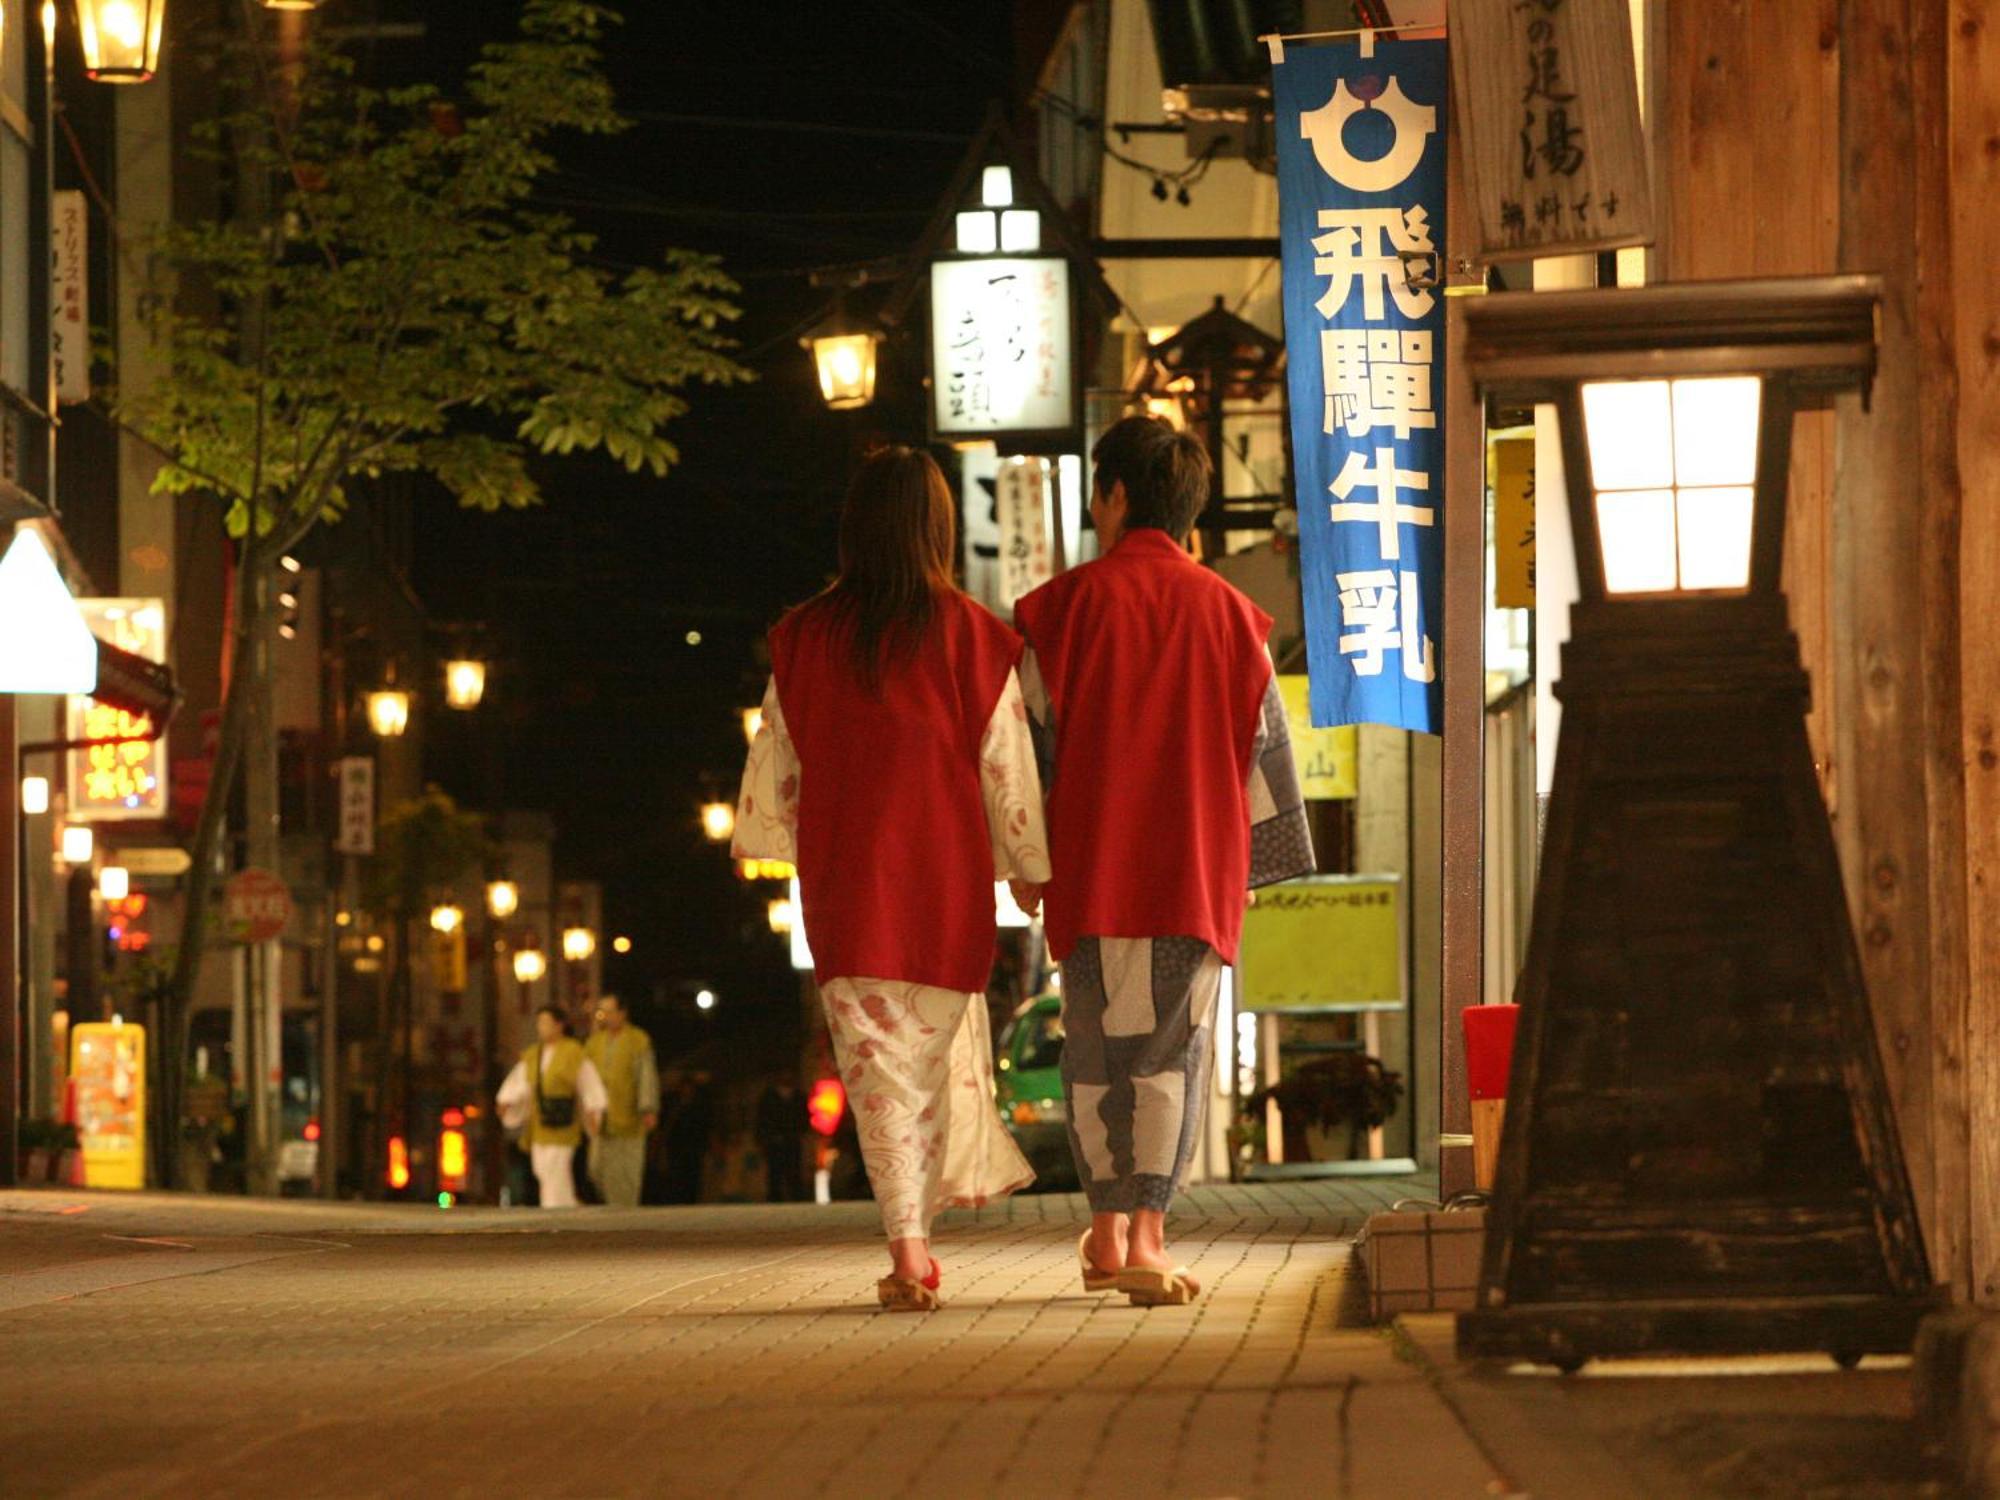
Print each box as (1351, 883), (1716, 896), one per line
(1236, 876), (1400, 1012)
(1492, 436), (1536, 609)
(67, 598), (168, 821)
(1277, 675), (1356, 800)
(71, 1021), (147, 1189)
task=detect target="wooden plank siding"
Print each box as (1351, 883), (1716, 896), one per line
(1648, 0), (1995, 1301)
(1951, 0), (2000, 1306)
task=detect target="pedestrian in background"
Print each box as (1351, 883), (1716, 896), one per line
(661, 1071), (713, 1204)
(755, 1073), (809, 1203)
(496, 1004), (607, 1208)
(585, 994), (660, 1208)
(1013, 416), (1314, 1306)
(734, 445), (1047, 1311)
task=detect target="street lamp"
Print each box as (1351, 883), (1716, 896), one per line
(485, 879), (519, 920)
(75, 0), (166, 83)
(801, 298), (882, 412)
(20, 776), (49, 815)
(561, 925), (595, 963)
(694, 988), (717, 1012)
(511, 946), (546, 985)
(1455, 275), (1936, 1371)
(429, 903), (463, 935)
(366, 686), (410, 738)
(611, 936), (632, 955)
(443, 658), (486, 710)
(97, 865), (128, 900)
(700, 800), (735, 844)
(61, 825), (93, 865)
(0, 526), (98, 695)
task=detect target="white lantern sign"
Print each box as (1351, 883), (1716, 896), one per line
(930, 257), (1073, 441)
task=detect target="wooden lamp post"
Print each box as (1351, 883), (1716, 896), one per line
(1455, 275), (1941, 1371)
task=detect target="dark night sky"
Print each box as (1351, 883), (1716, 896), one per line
(400, 4), (1022, 1058)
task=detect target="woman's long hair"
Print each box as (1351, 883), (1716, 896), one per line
(819, 445), (957, 690)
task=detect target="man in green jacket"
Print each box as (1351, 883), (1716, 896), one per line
(585, 993), (660, 1208)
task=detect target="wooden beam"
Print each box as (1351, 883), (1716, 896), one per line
(1951, 0), (2000, 1307)
(1835, 0), (1968, 1298)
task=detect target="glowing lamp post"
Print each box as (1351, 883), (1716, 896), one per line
(511, 946), (546, 985)
(429, 903), (463, 935)
(700, 800), (736, 844)
(443, 658), (487, 710)
(485, 880), (519, 920)
(1455, 275), (1937, 1370)
(366, 687), (410, 739)
(76, 0), (165, 83)
(561, 926), (595, 964)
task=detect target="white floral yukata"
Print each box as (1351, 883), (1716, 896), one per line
(734, 670), (1049, 1241)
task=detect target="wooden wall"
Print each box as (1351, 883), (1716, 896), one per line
(1653, 0), (1999, 1302)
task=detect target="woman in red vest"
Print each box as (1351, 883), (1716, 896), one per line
(734, 447), (1047, 1311)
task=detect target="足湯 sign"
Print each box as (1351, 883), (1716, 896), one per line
(1449, 0), (1654, 259)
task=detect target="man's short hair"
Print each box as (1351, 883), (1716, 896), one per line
(1091, 414), (1212, 540)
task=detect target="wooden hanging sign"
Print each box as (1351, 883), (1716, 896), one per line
(1449, 0), (1655, 258)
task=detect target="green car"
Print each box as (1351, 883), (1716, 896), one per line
(995, 993), (1076, 1189)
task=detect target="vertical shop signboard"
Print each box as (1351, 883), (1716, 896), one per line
(1273, 34), (1447, 732)
(72, 1021), (147, 1189)
(995, 455), (1056, 612)
(335, 756), (376, 856)
(67, 599), (169, 819)
(1492, 435), (1537, 609)
(52, 190), (90, 405)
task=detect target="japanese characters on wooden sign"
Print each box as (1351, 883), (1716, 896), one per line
(930, 257), (1074, 442)
(1492, 435), (1536, 608)
(1274, 33), (1446, 733)
(1450, 0), (1654, 258)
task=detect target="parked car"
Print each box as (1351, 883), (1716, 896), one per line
(995, 993), (1075, 1190)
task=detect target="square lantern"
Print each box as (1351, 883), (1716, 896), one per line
(77, 0), (166, 83)
(1454, 275), (1940, 1372)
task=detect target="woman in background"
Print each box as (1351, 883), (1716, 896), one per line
(497, 1004), (607, 1208)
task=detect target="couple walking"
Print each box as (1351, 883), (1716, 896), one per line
(734, 416), (1312, 1311)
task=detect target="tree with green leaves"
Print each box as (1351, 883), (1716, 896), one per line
(115, 0), (747, 1184)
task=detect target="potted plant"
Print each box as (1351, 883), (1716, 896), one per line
(1247, 1053), (1405, 1161)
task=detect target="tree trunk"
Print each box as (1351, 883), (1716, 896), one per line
(158, 555), (262, 1188)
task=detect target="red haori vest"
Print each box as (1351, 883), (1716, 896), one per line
(769, 589), (1022, 994)
(1014, 528), (1273, 963)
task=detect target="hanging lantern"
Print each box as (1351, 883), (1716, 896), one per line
(561, 925), (596, 963)
(443, 658), (487, 710)
(801, 298), (882, 412)
(76, 0), (166, 84)
(429, 903), (463, 935)
(511, 946), (546, 984)
(366, 687), (410, 738)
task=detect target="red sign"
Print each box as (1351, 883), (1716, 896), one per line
(224, 868), (293, 944)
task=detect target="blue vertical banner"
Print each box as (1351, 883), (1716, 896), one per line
(1274, 36), (1447, 733)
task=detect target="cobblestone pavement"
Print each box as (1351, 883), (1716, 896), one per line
(1, 1177), (1510, 1500)
(0, 1181), (1941, 1500)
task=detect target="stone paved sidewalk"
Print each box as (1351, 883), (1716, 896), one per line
(2, 1177), (1509, 1500)
(0, 1180), (1944, 1499)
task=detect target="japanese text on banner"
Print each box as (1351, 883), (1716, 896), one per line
(1273, 37), (1447, 732)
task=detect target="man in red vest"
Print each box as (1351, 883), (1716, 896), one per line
(1014, 415), (1314, 1305)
